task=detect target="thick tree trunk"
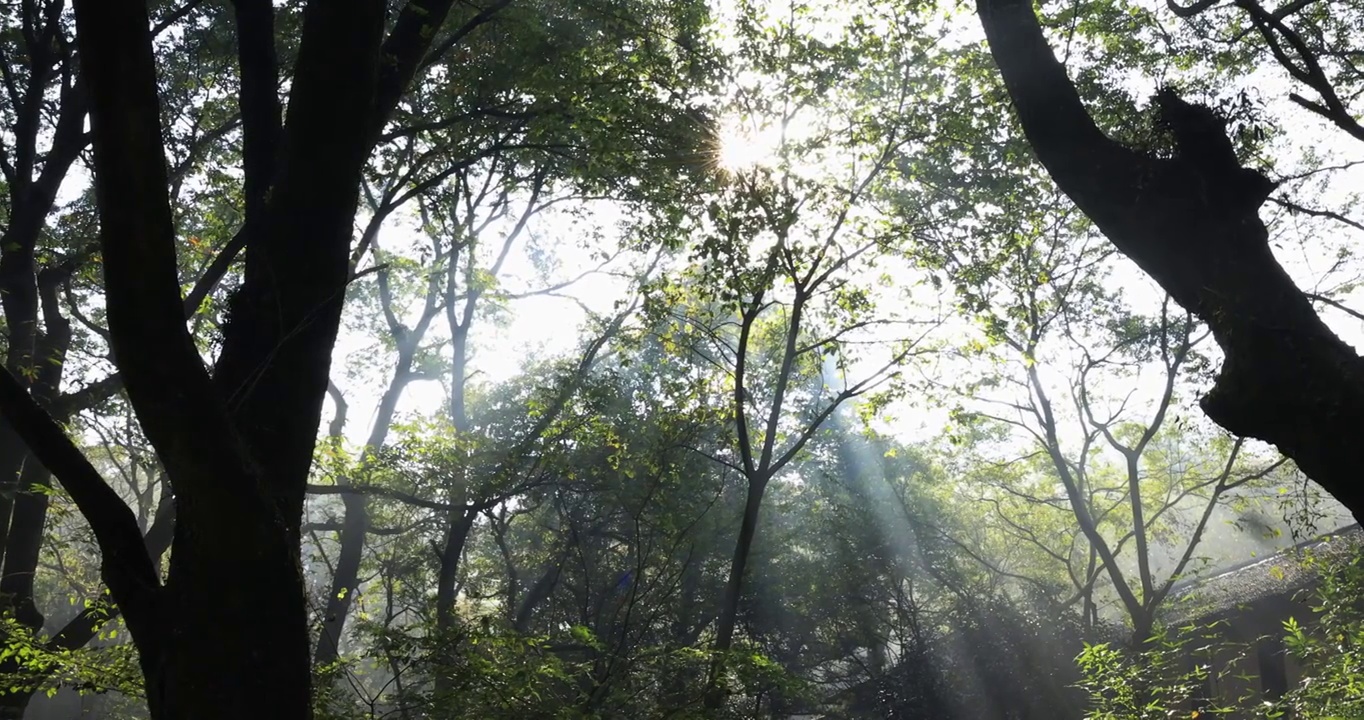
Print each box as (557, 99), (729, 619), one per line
(0, 0), (467, 716)
(71, 0), (383, 714)
(58, 0), (455, 717)
(153, 511), (311, 717)
(975, 0), (1364, 519)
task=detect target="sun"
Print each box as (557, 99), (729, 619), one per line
(714, 115), (783, 172)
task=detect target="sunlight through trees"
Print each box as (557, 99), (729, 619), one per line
(0, 0), (1360, 718)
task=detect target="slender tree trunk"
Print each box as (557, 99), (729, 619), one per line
(5, 494), (174, 717)
(1131, 612), (1155, 649)
(314, 217), (445, 663)
(0, 62), (88, 557)
(705, 476), (768, 709)
(673, 542), (706, 646)
(0, 267), (74, 717)
(0, 109), (85, 565)
(315, 490), (370, 667)
(434, 285), (477, 642)
(0, 222), (48, 542)
(315, 363), (419, 665)
(514, 558), (564, 633)
(435, 509), (478, 633)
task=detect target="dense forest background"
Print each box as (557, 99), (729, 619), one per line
(0, 0), (1362, 718)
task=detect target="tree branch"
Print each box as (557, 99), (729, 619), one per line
(1307, 292), (1364, 323)
(228, 0), (283, 230)
(305, 483), (455, 512)
(0, 367), (159, 636)
(74, 0), (257, 504)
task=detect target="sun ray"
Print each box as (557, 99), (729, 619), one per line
(713, 114), (783, 172)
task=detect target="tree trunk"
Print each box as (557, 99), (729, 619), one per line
(0, 17), (88, 643)
(12, 0), (462, 717)
(0, 267), (76, 717)
(514, 558), (565, 633)
(435, 509), (479, 633)
(0, 0), (485, 715)
(975, 0), (1364, 519)
(705, 476), (768, 709)
(314, 489), (370, 667)
(315, 366), (417, 666)
(152, 511), (311, 717)
(315, 238), (443, 664)
(4, 494), (174, 717)
(0, 338), (68, 589)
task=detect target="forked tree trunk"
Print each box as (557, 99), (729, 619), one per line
(0, 1), (465, 718)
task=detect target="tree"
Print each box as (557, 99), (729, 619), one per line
(0, 0), (479, 716)
(3, 1), (1362, 716)
(307, 0), (716, 667)
(679, 93), (925, 720)
(924, 186), (1289, 641)
(973, 0), (1364, 519)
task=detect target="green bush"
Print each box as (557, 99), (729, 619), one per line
(1078, 549), (1364, 720)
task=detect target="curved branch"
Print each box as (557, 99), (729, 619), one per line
(0, 367), (159, 631)
(976, 0), (1364, 521)
(1167, 0), (1221, 17)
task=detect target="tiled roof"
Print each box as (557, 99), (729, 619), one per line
(1159, 524), (1363, 626)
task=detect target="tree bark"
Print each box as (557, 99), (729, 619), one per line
(8, 0), (463, 716)
(704, 476), (767, 709)
(435, 509), (479, 633)
(975, 0), (1364, 519)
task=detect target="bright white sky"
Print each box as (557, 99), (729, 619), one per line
(324, 0), (1364, 636)
(38, 0), (1358, 573)
(329, 0), (1364, 463)
(27, 0), (1354, 525)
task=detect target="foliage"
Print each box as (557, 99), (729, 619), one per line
(1077, 547), (1364, 720)
(1076, 624), (1244, 720)
(316, 614), (805, 720)
(1274, 553), (1364, 719)
(0, 610), (141, 714)
(0, 0), (1361, 716)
